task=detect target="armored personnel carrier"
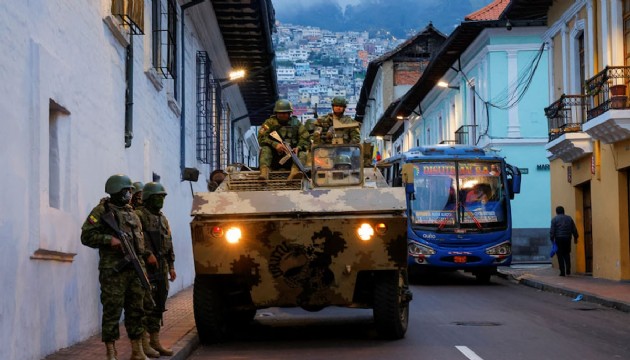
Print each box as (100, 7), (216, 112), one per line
(190, 143), (411, 343)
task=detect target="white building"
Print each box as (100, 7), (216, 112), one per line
(277, 67), (296, 81)
(0, 1), (276, 359)
(288, 48), (310, 61)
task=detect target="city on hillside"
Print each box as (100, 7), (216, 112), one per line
(272, 22), (402, 121)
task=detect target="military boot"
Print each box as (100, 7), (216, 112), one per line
(141, 332), (160, 358)
(287, 165), (303, 180)
(150, 332), (173, 356)
(105, 342), (118, 360)
(258, 166), (270, 180)
(130, 338), (149, 360)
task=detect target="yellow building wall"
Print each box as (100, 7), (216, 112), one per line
(546, 0), (629, 281)
(588, 144), (628, 280)
(612, 140), (630, 279)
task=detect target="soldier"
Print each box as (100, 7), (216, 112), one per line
(136, 182), (176, 357)
(131, 181), (144, 209)
(207, 169), (226, 192)
(313, 97), (361, 145)
(81, 174), (157, 360)
(258, 99), (310, 180)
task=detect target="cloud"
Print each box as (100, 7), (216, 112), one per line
(274, 0), (360, 11)
(273, 0), (496, 37)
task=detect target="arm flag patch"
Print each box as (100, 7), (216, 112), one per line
(88, 215), (98, 225)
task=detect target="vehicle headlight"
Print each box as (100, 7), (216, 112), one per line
(408, 242), (436, 256)
(486, 241), (511, 256)
(375, 223), (388, 235)
(357, 223), (374, 241)
(225, 227), (242, 244)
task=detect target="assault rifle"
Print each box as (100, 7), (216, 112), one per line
(270, 131), (310, 180)
(101, 210), (155, 306)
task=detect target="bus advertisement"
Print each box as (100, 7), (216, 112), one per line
(378, 145), (522, 282)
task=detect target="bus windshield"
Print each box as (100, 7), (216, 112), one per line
(407, 161), (507, 231)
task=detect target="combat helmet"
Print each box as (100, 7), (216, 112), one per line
(142, 182), (168, 201)
(105, 174), (133, 195)
(334, 154), (352, 170)
(273, 99), (293, 113)
(132, 181), (144, 194)
(331, 96), (347, 107)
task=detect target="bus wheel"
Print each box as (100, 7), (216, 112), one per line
(373, 270), (410, 339)
(193, 276), (229, 344)
(475, 270), (493, 284)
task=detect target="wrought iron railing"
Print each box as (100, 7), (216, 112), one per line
(585, 66), (630, 119)
(544, 94), (587, 141)
(455, 125), (477, 145)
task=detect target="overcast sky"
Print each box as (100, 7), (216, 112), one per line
(272, 0), (494, 14)
(270, 0), (496, 37)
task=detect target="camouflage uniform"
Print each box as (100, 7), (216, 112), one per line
(313, 113), (361, 145)
(303, 118), (317, 166)
(258, 115), (310, 170)
(135, 207), (175, 333)
(81, 199), (148, 342)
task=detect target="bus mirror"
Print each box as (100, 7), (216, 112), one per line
(505, 164), (522, 199)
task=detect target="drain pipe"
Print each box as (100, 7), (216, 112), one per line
(180, 0), (206, 176)
(124, 35), (134, 148)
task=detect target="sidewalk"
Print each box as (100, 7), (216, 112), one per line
(45, 265), (630, 359)
(44, 287), (199, 360)
(498, 263), (630, 313)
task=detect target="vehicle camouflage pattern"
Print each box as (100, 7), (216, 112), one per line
(190, 144), (411, 343)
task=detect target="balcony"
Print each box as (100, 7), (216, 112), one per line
(545, 94), (587, 141)
(454, 125), (477, 145)
(544, 94), (592, 162)
(583, 66), (630, 144)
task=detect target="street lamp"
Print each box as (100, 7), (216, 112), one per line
(214, 68), (246, 89)
(437, 81), (460, 90)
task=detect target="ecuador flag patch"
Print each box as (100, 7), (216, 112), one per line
(88, 215), (98, 225)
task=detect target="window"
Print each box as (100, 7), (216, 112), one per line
(469, 84), (477, 145)
(152, 0), (177, 79)
(49, 100), (70, 210)
(196, 51), (211, 163)
(111, 0), (145, 35)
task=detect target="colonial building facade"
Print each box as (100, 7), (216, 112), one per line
(0, 1), (276, 359)
(543, 0), (630, 281)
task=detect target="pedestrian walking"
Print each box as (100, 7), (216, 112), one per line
(550, 205), (579, 276)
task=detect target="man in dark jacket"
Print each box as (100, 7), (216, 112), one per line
(550, 206), (579, 276)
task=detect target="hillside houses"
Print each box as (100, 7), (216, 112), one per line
(273, 23), (400, 117)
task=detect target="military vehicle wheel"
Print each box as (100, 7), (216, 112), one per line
(230, 308), (257, 324)
(373, 271), (409, 339)
(193, 276), (228, 344)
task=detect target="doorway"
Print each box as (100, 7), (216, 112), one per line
(581, 182), (593, 274)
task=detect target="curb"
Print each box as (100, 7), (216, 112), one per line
(170, 329), (200, 360)
(513, 276), (630, 313)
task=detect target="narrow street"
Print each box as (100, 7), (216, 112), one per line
(187, 272), (630, 360)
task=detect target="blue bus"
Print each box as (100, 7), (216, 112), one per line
(378, 145), (522, 282)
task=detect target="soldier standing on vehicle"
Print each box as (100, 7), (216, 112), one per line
(258, 99), (310, 180)
(131, 181), (144, 209)
(81, 174), (157, 360)
(136, 182), (176, 357)
(313, 97), (361, 145)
